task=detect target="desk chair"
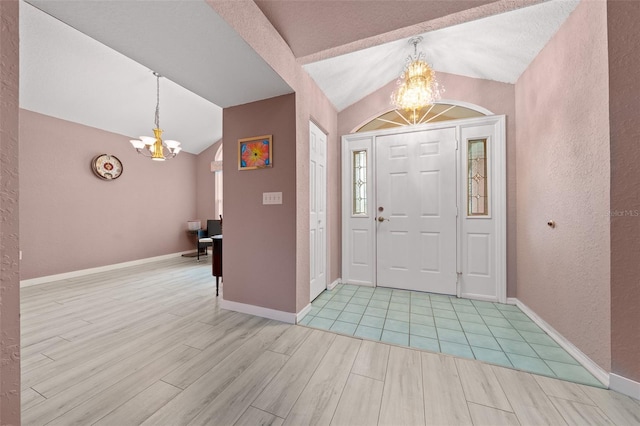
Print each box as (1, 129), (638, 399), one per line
(197, 219), (222, 261)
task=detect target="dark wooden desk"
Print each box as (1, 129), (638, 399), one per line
(212, 235), (222, 296)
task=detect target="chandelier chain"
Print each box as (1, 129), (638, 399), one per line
(154, 72), (160, 129)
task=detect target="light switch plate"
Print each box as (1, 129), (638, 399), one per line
(263, 192), (282, 205)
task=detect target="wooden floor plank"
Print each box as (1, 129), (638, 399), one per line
(330, 373), (384, 426)
(21, 353), (53, 374)
(161, 314), (269, 389)
(578, 385), (640, 425)
(282, 335), (361, 426)
(532, 374), (596, 406)
(455, 357), (512, 412)
(548, 396), (615, 426)
(21, 388), (45, 412)
(46, 345), (200, 426)
(22, 334), (201, 426)
(491, 366), (567, 425)
(92, 381), (182, 426)
(351, 339), (390, 382)
(421, 351), (472, 425)
(252, 329), (336, 418)
(467, 402), (521, 426)
(234, 407), (284, 426)
(378, 345), (425, 426)
(187, 350), (289, 425)
(141, 321), (289, 426)
(30, 320), (211, 398)
(268, 324), (312, 356)
(20, 336), (69, 360)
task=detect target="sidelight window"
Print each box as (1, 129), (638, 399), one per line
(353, 150), (367, 215)
(468, 139), (488, 216)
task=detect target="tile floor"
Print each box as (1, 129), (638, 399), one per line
(299, 284), (604, 388)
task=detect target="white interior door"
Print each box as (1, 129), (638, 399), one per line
(376, 128), (458, 294)
(310, 121), (327, 301)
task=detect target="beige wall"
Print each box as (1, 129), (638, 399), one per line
(608, 0), (640, 383)
(338, 74), (517, 296)
(19, 110), (197, 280)
(0, 0), (20, 423)
(515, 1), (611, 371)
(222, 94), (298, 312)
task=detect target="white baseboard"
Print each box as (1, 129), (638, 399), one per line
(609, 373), (640, 400)
(20, 251), (192, 288)
(340, 280), (374, 287)
(327, 278), (341, 290)
(461, 292), (498, 303)
(296, 303), (312, 324)
(511, 298), (609, 387)
(219, 297), (296, 324)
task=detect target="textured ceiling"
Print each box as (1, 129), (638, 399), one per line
(20, 0), (579, 153)
(303, 0), (579, 111)
(254, 0), (497, 58)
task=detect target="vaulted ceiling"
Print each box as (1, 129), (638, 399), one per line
(20, 0), (578, 154)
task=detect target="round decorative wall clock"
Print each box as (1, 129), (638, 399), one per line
(91, 154), (123, 180)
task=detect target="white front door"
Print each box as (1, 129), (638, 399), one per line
(310, 121), (327, 301)
(376, 128), (458, 294)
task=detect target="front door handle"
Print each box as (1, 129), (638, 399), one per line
(377, 216), (389, 222)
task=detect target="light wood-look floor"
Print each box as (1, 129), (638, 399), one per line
(21, 257), (640, 425)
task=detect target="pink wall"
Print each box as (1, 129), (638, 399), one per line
(515, 1), (611, 371)
(339, 74), (517, 296)
(222, 94), (297, 312)
(0, 1), (21, 423)
(608, 0), (640, 382)
(19, 110), (197, 280)
(208, 1), (339, 313)
(196, 140), (221, 222)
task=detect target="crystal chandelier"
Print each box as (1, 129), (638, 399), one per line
(391, 36), (443, 116)
(129, 72), (182, 161)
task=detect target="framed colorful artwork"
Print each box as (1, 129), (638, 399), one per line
(238, 135), (273, 170)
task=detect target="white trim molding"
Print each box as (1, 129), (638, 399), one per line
(296, 304), (312, 324)
(327, 278), (341, 291)
(609, 373), (640, 400)
(219, 298), (296, 324)
(20, 251), (192, 288)
(511, 298), (609, 387)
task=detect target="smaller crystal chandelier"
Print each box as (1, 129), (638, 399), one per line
(391, 36), (443, 118)
(130, 72), (182, 161)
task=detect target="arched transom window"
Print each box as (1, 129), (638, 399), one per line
(357, 103), (486, 133)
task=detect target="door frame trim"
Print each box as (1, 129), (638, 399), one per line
(310, 120), (328, 301)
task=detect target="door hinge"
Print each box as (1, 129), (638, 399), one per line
(455, 138), (459, 151)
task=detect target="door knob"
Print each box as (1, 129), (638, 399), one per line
(377, 216), (389, 222)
